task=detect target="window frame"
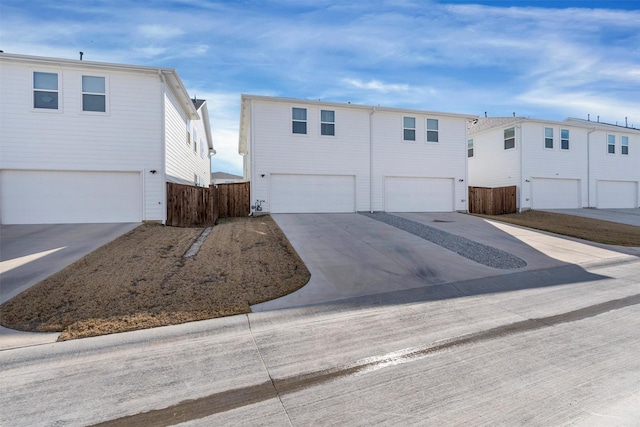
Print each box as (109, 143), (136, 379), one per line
(607, 134), (616, 154)
(81, 74), (107, 113)
(544, 127), (554, 149)
(33, 71), (61, 111)
(504, 127), (516, 150)
(560, 128), (570, 150)
(467, 138), (474, 158)
(320, 109), (335, 136)
(186, 120), (192, 146)
(426, 118), (439, 143)
(292, 107), (307, 135)
(403, 116), (416, 142)
(621, 136), (629, 155)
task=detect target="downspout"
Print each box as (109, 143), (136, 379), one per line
(587, 127), (596, 207)
(250, 100), (256, 216)
(369, 107), (376, 213)
(158, 70), (167, 224)
(517, 119), (523, 212)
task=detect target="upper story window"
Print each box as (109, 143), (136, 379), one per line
(292, 107), (307, 134)
(321, 110), (335, 136)
(403, 117), (416, 141)
(193, 128), (198, 152)
(33, 72), (59, 109)
(621, 136), (629, 155)
(82, 75), (106, 112)
(504, 127), (515, 150)
(467, 139), (474, 158)
(560, 129), (569, 150)
(427, 119), (439, 142)
(186, 120), (191, 145)
(544, 127), (553, 149)
(607, 134), (615, 154)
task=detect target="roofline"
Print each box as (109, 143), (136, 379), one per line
(1, 52), (198, 119)
(468, 116), (640, 136)
(196, 101), (215, 153)
(240, 94), (478, 120)
(565, 117), (640, 132)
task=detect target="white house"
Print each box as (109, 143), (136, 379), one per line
(211, 171), (244, 185)
(468, 117), (639, 210)
(238, 95), (475, 214)
(0, 53), (214, 224)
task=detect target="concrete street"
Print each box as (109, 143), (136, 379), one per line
(1, 211), (639, 426)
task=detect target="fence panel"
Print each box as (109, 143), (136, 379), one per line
(468, 185), (517, 215)
(217, 182), (250, 218)
(166, 181), (250, 227)
(166, 182), (216, 227)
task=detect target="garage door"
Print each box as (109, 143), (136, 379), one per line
(597, 180), (638, 208)
(385, 177), (454, 212)
(270, 174), (355, 213)
(0, 170), (142, 224)
(531, 178), (580, 209)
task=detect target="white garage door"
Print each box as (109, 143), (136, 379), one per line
(0, 170), (142, 224)
(385, 177), (454, 212)
(270, 174), (355, 213)
(531, 178), (580, 209)
(597, 180), (638, 208)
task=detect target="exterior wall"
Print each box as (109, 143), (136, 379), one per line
(248, 98), (371, 212)
(164, 91), (210, 187)
(468, 124), (522, 206)
(371, 111), (468, 211)
(0, 57), (165, 221)
(588, 129), (640, 207)
(244, 97), (470, 213)
(519, 122), (589, 209)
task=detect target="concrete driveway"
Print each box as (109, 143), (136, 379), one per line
(252, 212), (637, 311)
(0, 223), (140, 349)
(543, 208), (640, 226)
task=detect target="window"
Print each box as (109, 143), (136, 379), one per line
(622, 136), (629, 155)
(544, 127), (554, 149)
(467, 139), (474, 158)
(200, 139), (205, 158)
(33, 72), (58, 109)
(427, 119), (439, 142)
(292, 107), (307, 134)
(194, 173), (198, 186)
(186, 120), (191, 145)
(403, 117), (416, 141)
(504, 127), (515, 150)
(193, 129), (198, 152)
(320, 110), (335, 136)
(560, 129), (569, 150)
(82, 75), (106, 112)
(607, 134), (615, 154)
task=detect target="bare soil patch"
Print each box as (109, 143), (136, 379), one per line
(0, 216), (310, 340)
(475, 210), (640, 247)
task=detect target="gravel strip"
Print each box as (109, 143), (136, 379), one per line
(360, 212), (527, 269)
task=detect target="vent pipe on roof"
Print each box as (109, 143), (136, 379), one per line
(513, 112), (516, 117)
(588, 114), (590, 121)
(484, 111), (487, 117)
(626, 117), (628, 127)
(597, 116), (600, 123)
(79, 51), (83, 60)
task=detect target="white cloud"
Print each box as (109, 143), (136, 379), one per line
(137, 25), (184, 40)
(342, 78), (411, 93)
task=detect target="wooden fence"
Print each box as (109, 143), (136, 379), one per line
(468, 185), (517, 215)
(166, 181), (250, 227)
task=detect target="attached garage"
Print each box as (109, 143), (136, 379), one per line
(385, 177), (454, 212)
(0, 170), (143, 224)
(270, 174), (355, 213)
(597, 180), (638, 208)
(531, 178), (580, 209)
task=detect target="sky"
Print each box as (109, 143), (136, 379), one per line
(1, 0), (639, 176)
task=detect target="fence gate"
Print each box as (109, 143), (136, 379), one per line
(468, 185), (517, 215)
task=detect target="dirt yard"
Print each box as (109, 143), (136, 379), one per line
(477, 210), (640, 246)
(1, 210), (637, 341)
(0, 216), (310, 341)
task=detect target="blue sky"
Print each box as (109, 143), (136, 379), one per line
(1, 0), (639, 175)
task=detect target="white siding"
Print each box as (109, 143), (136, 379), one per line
(270, 174), (355, 213)
(244, 97), (470, 214)
(371, 112), (467, 212)
(248, 99), (371, 213)
(0, 57), (165, 222)
(520, 122), (588, 209)
(589, 130), (640, 208)
(468, 125), (521, 205)
(164, 92), (211, 187)
(384, 177), (454, 212)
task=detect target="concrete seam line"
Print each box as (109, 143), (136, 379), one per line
(183, 227), (212, 258)
(246, 314), (294, 427)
